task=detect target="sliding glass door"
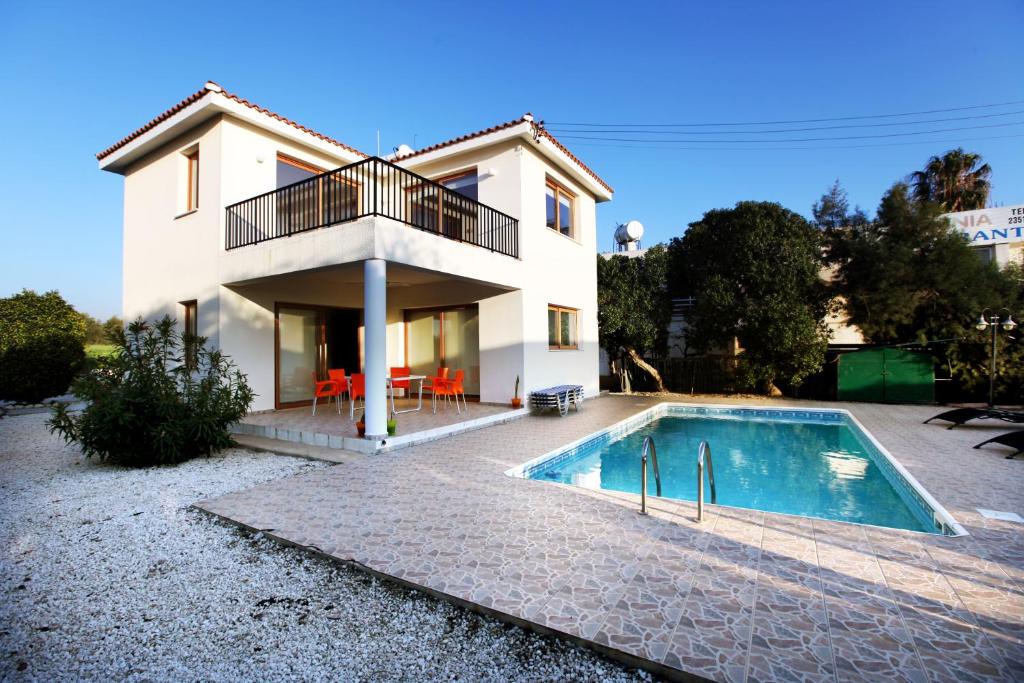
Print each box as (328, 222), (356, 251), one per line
(405, 305), (479, 395)
(275, 305), (362, 408)
(277, 307), (319, 405)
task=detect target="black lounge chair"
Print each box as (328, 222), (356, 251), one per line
(923, 407), (1024, 430)
(974, 429), (1024, 459)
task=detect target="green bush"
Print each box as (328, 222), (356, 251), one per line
(49, 316), (255, 467)
(0, 290), (86, 403)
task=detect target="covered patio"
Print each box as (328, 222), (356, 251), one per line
(220, 256), (526, 444)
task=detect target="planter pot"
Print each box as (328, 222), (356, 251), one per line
(511, 397), (522, 409)
(387, 420), (397, 436)
(356, 421), (366, 437)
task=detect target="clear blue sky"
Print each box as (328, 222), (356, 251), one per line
(1, 1), (1022, 319)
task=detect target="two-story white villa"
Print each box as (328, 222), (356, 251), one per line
(98, 82), (612, 438)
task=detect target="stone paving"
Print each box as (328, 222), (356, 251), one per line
(197, 395), (1024, 682)
(238, 399), (520, 453)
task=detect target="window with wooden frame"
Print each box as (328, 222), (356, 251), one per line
(181, 300), (198, 367)
(276, 153), (360, 231)
(547, 305), (579, 349)
(545, 178), (575, 239)
(404, 169), (479, 240)
(185, 149), (200, 211)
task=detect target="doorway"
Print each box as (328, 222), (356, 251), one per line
(275, 304), (361, 408)
(405, 304), (480, 395)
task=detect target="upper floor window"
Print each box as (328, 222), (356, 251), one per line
(277, 154), (320, 188)
(439, 169), (478, 201)
(545, 179), (574, 239)
(405, 168), (479, 239)
(548, 304), (578, 350)
(276, 154), (359, 230)
(185, 149), (200, 211)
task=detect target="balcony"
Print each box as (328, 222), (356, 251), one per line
(225, 157), (519, 258)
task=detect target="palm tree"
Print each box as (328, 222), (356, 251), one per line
(910, 148), (992, 212)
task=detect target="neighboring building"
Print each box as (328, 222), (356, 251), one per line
(98, 82), (612, 437)
(945, 204), (1024, 267)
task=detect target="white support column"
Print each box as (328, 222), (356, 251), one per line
(363, 258), (387, 439)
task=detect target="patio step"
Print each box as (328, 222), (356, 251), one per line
(232, 434), (363, 465)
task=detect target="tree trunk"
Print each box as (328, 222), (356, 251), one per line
(625, 347), (667, 393)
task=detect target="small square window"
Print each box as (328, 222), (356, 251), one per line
(547, 305), (578, 349)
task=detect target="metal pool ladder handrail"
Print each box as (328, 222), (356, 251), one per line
(697, 440), (717, 522)
(639, 436), (662, 515)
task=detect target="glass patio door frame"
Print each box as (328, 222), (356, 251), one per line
(403, 303), (480, 398)
(274, 302), (358, 409)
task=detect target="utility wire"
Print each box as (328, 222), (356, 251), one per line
(550, 119), (1024, 144)
(545, 99), (1024, 128)
(545, 109), (1024, 136)
(563, 132), (1024, 152)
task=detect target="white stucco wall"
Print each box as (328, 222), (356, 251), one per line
(118, 111), (604, 411)
(121, 118), (223, 346)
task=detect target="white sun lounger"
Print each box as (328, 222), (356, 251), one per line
(529, 385), (583, 417)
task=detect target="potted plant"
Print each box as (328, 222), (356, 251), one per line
(387, 411), (397, 436)
(511, 375), (522, 409)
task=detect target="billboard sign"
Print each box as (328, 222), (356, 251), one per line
(944, 204), (1024, 246)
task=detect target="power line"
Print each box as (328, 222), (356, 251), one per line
(550, 119), (1024, 144)
(545, 99), (1024, 128)
(545, 109), (1024, 136)
(563, 132), (1024, 152)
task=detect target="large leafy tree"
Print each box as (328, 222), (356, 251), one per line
(830, 183), (1008, 343)
(0, 289), (87, 402)
(667, 202), (832, 392)
(910, 148), (991, 212)
(827, 182), (1022, 401)
(597, 246), (672, 391)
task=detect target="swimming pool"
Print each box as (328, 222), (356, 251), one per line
(509, 404), (963, 535)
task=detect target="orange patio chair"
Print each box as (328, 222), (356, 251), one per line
(328, 369), (349, 410)
(349, 373), (366, 419)
(425, 367), (449, 412)
(444, 369), (467, 413)
(311, 372), (340, 416)
(390, 366), (410, 397)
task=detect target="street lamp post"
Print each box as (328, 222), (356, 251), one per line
(975, 308), (1017, 408)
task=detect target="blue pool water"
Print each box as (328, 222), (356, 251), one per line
(526, 410), (938, 534)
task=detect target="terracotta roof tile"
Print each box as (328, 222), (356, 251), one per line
(96, 82), (367, 161)
(97, 85), (611, 194)
(395, 116), (613, 194)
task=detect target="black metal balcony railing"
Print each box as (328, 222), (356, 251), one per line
(225, 157), (519, 258)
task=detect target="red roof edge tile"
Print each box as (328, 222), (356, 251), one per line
(96, 82), (368, 161)
(395, 116), (613, 195)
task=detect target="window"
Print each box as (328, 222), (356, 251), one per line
(545, 179), (575, 238)
(972, 245), (995, 264)
(185, 150), (200, 211)
(548, 305), (578, 349)
(276, 154), (360, 231)
(405, 168), (479, 240)
(181, 300), (198, 367)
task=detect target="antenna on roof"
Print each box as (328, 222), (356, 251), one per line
(376, 130), (380, 157)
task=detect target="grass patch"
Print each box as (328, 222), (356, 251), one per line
(85, 344), (117, 359)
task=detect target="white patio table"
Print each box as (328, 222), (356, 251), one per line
(386, 374), (427, 414)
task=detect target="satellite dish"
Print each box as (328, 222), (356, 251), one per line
(394, 144), (415, 157)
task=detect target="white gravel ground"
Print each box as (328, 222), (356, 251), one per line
(0, 413), (650, 682)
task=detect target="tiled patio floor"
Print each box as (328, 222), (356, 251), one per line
(238, 399), (520, 452)
(198, 395), (1024, 682)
